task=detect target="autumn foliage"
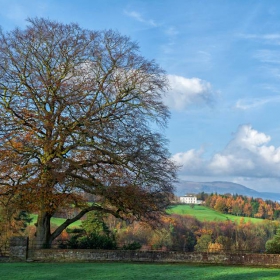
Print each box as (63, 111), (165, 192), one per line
(95, 212), (277, 253)
(205, 193), (280, 220)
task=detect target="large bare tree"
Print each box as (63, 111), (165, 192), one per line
(0, 18), (177, 248)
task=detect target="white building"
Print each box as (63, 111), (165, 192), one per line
(179, 194), (198, 204)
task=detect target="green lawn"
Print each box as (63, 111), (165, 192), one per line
(30, 214), (82, 228)
(167, 205), (264, 223)
(29, 205), (265, 230)
(1, 263), (280, 280)
(29, 204), (263, 229)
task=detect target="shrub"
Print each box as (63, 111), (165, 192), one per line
(61, 233), (117, 249)
(266, 228), (280, 254)
(122, 242), (142, 250)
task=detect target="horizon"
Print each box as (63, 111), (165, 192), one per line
(176, 180), (280, 201)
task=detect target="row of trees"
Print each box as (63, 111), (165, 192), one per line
(53, 211), (278, 253)
(205, 193), (280, 220)
(1, 202), (279, 254)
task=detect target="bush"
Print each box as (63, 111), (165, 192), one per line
(266, 228), (280, 254)
(62, 233), (117, 250)
(78, 233), (117, 249)
(122, 242), (142, 250)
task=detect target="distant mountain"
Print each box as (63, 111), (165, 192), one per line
(175, 181), (280, 202)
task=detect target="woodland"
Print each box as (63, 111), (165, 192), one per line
(203, 193), (280, 220)
(1, 194), (280, 254)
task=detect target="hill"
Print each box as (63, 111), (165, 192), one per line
(176, 180), (280, 201)
(167, 204), (264, 223)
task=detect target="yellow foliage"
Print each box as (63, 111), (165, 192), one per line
(208, 242), (224, 253)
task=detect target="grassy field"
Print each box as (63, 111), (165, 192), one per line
(30, 205), (264, 228)
(1, 262), (280, 280)
(167, 204), (264, 223)
(30, 214), (82, 228)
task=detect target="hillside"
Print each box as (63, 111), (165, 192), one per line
(167, 204), (264, 223)
(176, 181), (280, 201)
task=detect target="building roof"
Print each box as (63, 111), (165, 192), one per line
(181, 194), (196, 197)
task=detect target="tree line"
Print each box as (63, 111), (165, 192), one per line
(49, 210), (279, 253)
(203, 193), (280, 220)
(1, 203), (279, 254)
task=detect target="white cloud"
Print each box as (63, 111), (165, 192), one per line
(172, 125), (280, 178)
(228, 124), (270, 148)
(164, 75), (214, 110)
(235, 96), (280, 110)
(172, 149), (205, 175)
(124, 10), (157, 27)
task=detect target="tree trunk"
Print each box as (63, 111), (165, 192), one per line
(35, 211), (52, 248)
(34, 205), (118, 248)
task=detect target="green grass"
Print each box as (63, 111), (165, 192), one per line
(167, 205), (264, 223)
(50, 217), (82, 227)
(1, 263), (280, 279)
(30, 214), (82, 228)
(30, 205), (265, 229)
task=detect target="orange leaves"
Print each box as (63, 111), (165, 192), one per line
(243, 203), (253, 217)
(195, 228), (213, 237)
(206, 193), (280, 220)
(214, 196), (227, 213)
(160, 215), (175, 225)
(208, 242), (224, 253)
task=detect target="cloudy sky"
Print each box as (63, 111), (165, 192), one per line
(1, 0), (280, 193)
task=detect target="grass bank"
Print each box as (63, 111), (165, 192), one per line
(1, 263), (280, 280)
(167, 204), (264, 223)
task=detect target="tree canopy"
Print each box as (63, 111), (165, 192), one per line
(0, 18), (177, 248)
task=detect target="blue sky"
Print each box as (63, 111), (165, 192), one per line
(2, 0), (280, 193)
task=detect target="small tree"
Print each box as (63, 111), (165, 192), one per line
(194, 234), (212, 252)
(265, 228), (280, 254)
(81, 211), (111, 237)
(62, 211), (117, 249)
(0, 18), (177, 248)
(208, 242), (223, 253)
